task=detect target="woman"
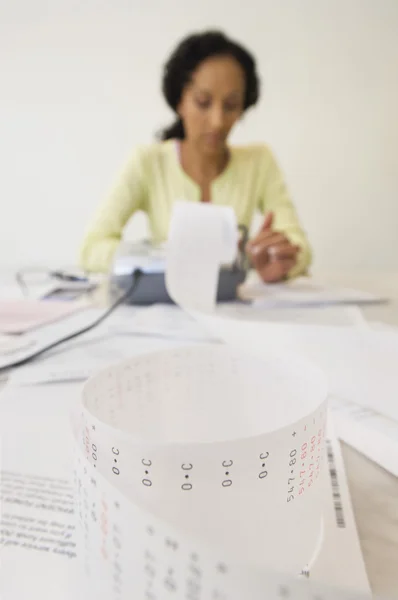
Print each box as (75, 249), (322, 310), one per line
(80, 30), (311, 282)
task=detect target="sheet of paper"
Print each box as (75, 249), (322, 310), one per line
(0, 298), (88, 334)
(331, 397), (398, 478)
(243, 277), (387, 308)
(0, 382), (85, 600)
(196, 316), (398, 424)
(109, 304), (218, 341)
(7, 331), (196, 386)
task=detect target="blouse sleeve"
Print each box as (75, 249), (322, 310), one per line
(79, 147), (148, 273)
(257, 146), (312, 278)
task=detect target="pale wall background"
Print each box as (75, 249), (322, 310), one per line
(1, 0), (397, 273)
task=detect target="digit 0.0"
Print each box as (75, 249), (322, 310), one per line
(112, 447), (120, 475)
(142, 459), (152, 487)
(181, 463), (193, 490)
(222, 460), (233, 487)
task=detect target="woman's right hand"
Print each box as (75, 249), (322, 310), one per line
(246, 213), (300, 283)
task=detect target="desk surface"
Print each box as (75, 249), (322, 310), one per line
(327, 274), (398, 598)
(1, 271), (398, 597)
(342, 443), (398, 598)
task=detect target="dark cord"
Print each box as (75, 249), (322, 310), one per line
(1, 269), (143, 371)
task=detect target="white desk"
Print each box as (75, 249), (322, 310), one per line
(342, 443), (398, 597)
(1, 271), (398, 597)
(319, 273), (398, 598)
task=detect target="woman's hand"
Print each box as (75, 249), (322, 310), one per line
(246, 213), (300, 283)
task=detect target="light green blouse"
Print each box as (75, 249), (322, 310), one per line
(79, 140), (311, 276)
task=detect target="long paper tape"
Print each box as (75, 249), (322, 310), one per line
(73, 343), (328, 598)
(72, 203), (370, 599)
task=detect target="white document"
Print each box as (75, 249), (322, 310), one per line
(331, 397), (398, 478)
(244, 277), (387, 308)
(190, 315), (398, 423)
(0, 382), (84, 600)
(109, 304), (217, 342)
(7, 331), (190, 386)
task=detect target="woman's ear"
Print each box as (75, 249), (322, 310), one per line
(176, 101), (184, 119)
(176, 91), (188, 119)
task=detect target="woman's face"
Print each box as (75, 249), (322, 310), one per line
(178, 55), (246, 155)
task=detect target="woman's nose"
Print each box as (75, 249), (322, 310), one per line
(209, 106), (225, 130)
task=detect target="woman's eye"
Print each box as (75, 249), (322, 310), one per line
(196, 99), (211, 109)
(224, 103), (240, 112)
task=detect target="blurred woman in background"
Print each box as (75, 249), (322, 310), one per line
(80, 30), (311, 282)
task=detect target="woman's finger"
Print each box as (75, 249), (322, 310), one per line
(247, 232), (288, 256)
(261, 212), (274, 231)
(268, 243), (299, 261)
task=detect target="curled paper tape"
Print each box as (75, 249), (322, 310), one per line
(73, 344), (328, 598)
(73, 203), (371, 599)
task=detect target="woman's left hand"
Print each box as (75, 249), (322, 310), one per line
(246, 213), (300, 283)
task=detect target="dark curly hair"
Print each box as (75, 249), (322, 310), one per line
(160, 30), (260, 141)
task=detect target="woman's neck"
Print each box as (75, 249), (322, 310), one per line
(179, 140), (229, 183)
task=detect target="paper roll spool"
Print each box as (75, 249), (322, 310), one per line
(166, 201), (239, 311)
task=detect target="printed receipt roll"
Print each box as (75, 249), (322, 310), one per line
(73, 203), (336, 599)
